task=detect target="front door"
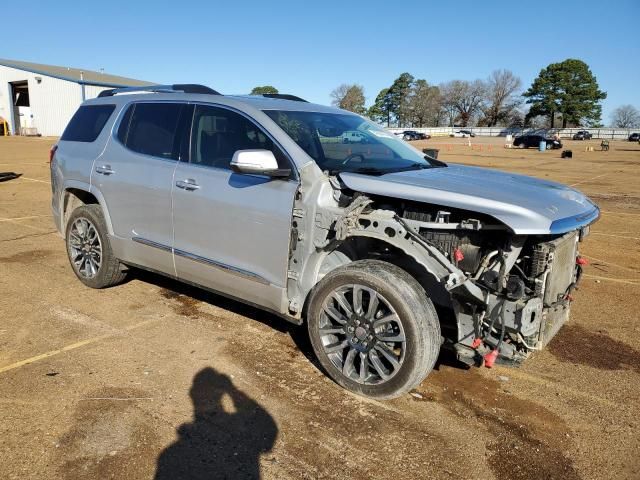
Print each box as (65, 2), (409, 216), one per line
(172, 104), (298, 312)
(94, 101), (192, 275)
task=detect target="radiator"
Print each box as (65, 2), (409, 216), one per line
(531, 232), (579, 306)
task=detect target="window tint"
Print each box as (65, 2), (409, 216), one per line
(61, 105), (115, 142)
(191, 105), (288, 169)
(126, 103), (184, 160)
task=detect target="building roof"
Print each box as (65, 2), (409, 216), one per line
(0, 58), (154, 88)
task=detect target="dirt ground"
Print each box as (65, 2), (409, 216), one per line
(1, 135), (639, 480)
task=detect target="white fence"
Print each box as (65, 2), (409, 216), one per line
(387, 127), (638, 140)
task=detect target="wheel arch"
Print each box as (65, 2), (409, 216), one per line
(61, 181), (114, 235)
(301, 235), (455, 324)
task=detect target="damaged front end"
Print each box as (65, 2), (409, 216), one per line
(288, 171), (593, 368)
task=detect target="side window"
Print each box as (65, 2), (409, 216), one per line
(125, 103), (184, 160)
(190, 105), (288, 170)
(61, 104), (115, 142)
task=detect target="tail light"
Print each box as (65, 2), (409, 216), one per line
(49, 145), (58, 165)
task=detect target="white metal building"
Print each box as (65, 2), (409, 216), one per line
(0, 58), (152, 137)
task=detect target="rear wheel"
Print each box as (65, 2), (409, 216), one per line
(518, 142), (526, 149)
(65, 204), (127, 289)
(307, 260), (441, 399)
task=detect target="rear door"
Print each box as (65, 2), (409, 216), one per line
(172, 104), (298, 312)
(93, 101), (192, 275)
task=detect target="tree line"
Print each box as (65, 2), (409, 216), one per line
(250, 59), (639, 128)
(338, 59), (608, 128)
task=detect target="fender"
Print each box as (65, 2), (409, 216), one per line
(61, 179), (115, 235)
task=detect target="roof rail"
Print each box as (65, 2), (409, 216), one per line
(98, 84), (220, 98)
(262, 93), (308, 102)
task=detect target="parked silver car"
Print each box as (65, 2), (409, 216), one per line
(51, 85), (599, 399)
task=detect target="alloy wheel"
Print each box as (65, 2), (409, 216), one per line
(68, 217), (102, 278)
(318, 284), (406, 385)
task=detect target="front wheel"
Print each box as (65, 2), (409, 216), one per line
(307, 260), (441, 399)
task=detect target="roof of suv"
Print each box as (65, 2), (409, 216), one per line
(85, 88), (347, 115)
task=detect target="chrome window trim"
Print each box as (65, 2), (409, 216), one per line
(132, 236), (270, 285)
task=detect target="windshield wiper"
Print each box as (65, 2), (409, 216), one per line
(346, 167), (391, 175)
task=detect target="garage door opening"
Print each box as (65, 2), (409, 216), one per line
(9, 81), (36, 136)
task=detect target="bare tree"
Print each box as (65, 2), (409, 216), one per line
(610, 105), (640, 128)
(330, 84), (366, 114)
(482, 69), (522, 126)
(408, 80), (441, 127)
(440, 80), (486, 127)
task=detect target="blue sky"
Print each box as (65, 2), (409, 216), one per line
(5, 0), (638, 123)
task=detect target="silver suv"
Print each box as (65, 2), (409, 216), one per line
(51, 85), (599, 399)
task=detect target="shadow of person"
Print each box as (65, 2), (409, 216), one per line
(155, 367), (277, 480)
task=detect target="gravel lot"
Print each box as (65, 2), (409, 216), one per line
(1, 135), (639, 480)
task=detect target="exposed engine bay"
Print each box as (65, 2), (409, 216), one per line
(286, 175), (589, 368)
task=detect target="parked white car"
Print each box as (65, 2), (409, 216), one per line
(450, 130), (475, 138)
(341, 130), (368, 144)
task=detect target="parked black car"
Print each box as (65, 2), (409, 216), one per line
(402, 130), (429, 141)
(572, 130), (592, 140)
(629, 133), (640, 142)
(513, 135), (562, 150)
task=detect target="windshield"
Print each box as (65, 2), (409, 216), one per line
(264, 110), (443, 175)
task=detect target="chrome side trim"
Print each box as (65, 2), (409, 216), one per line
(132, 236), (269, 285)
(173, 248), (270, 285)
(132, 236), (172, 252)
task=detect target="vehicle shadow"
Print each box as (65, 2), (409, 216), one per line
(154, 366), (278, 480)
(132, 269), (318, 364)
(133, 269), (468, 375)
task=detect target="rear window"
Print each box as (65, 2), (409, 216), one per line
(61, 104), (115, 142)
(124, 103), (184, 160)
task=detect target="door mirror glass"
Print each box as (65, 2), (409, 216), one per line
(230, 150), (290, 178)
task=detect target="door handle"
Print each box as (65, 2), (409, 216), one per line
(95, 164), (115, 175)
(175, 179), (200, 191)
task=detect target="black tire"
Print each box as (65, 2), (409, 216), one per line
(546, 142), (553, 150)
(306, 260), (441, 399)
(517, 142), (526, 149)
(65, 204), (127, 289)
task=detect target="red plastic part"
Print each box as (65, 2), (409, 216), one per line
(471, 338), (482, 349)
(453, 247), (464, 263)
(576, 256), (589, 266)
(484, 349), (499, 368)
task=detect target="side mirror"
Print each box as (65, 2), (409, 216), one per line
(230, 150), (291, 178)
